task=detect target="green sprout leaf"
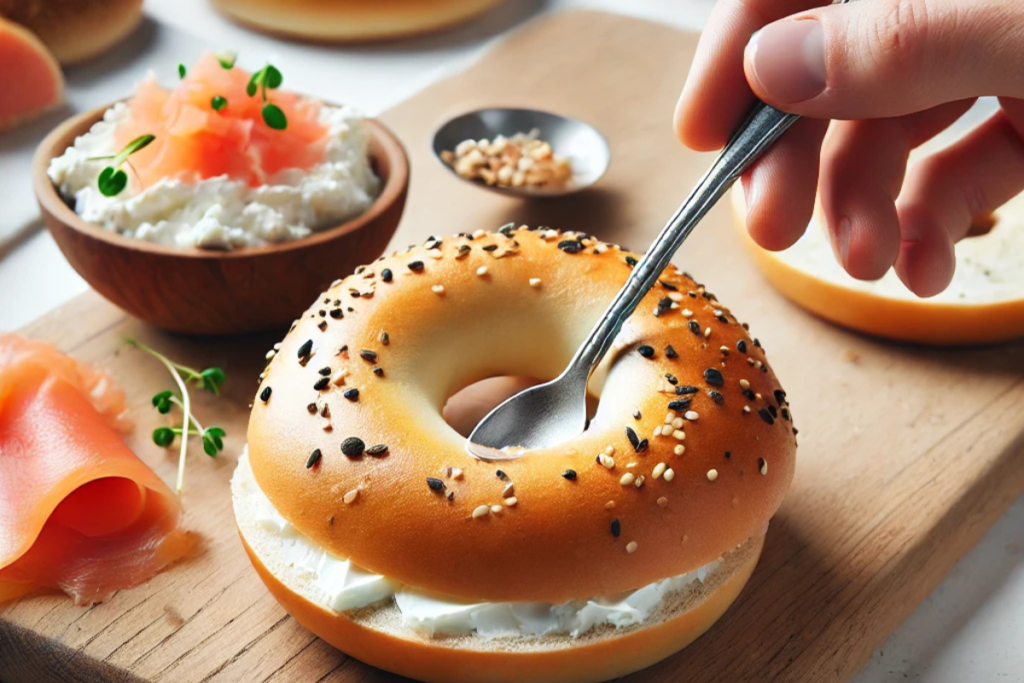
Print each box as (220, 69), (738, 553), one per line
(211, 95), (228, 112)
(153, 427), (176, 448)
(262, 104), (287, 130)
(199, 367), (227, 394)
(98, 167), (128, 197)
(246, 79), (258, 97)
(217, 52), (237, 69)
(264, 65), (282, 89)
(114, 134), (156, 166)
(178, 63), (186, 79)
(152, 390), (175, 414)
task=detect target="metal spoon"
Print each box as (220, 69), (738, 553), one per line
(432, 108), (611, 197)
(466, 100), (802, 459)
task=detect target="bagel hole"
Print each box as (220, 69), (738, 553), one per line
(965, 212), (997, 238)
(442, 376), (600, 438)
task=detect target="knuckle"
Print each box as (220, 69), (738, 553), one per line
(860, 0), (932, 77)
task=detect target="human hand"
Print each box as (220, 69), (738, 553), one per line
(675, 0), (1024, 296)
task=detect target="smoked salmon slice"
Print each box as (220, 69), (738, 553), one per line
(115, 52), (331, 189)
(0, 334), (186, 605)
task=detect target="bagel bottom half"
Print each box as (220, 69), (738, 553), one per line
(238, 527), (762, 683)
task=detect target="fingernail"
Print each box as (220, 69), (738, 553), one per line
(746, 20), (827, 104)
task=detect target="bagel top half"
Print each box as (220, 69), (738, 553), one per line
(247, 227), (796, 604)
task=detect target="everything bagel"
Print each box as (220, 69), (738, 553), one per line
(235, 226), (796, 682)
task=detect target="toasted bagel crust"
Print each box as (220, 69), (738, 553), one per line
(247, 228), (795, 603)
(0, 0), (142, 65)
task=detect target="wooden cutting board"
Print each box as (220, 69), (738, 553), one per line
(3, 10), (1023, 683)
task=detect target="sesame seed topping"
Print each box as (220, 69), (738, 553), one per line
(672, 429), (686, 440)
(380, 332), (390, 345)
(313, 376), (330, 391)
(676, 385), (698, 395)
(652, 462), (666, 479)
(624, 256), (638, 267)
(743, 405), (752, 414)
(426, 249), (443, 259)
(343, 489), (359, 504)
(306, 449), (322, 469)
(330, 309), (343, 319)
(562, 469), (577, 480)
(472, 505), (491, 519)
(672, 417), (684, 429)
(688, 321), (701, 335)
(736, 339), (747, 353)
(758, 408), (775, 425)
(664, 411), (676, 424)
(491, 504), (503, 514)
(504, 497), (518, 507)
(408, 261), (424, 272)
(529, 278), (542, 288)
(482, 244), (498, 252)
(359, 349), (378, 362)
(427, 477), (446, 492)
(620, 473), (636, 486)
(341, 437), (365, 458)
(704, 327), (712, 338)
(657, 497), (668, 508)
(665, 345), (678, 359)
(605, 500), (616, 509)
(558, 240), (584, 254)
(739, 379), (751, 389)
(502, 483), (515, 497)
(259, 386), (272, 403)
(625, 426), (641, 451)
(611, 519), (621, 537)
(366, 444), (389, 457)
(476, 266), (488, 276)
(704, 368), (724, 386)
(759, 457), (768, 475)
(684, 410), (699, 421)
(668, 399), (690, 411)
(598, 454), (615, 469)
(297, 339), (313, 359)
(674, 445), (685, 456)
(381, 268), (393, 283)
(306, 402), (318, 414)
(708, 390), (724, 405)
(431, 284), (445, 295)
(451, 468), (464, 480)
(707, 469), (718, 481)
(633, 408), (642, 419)
(626, 541), (638, 554)
(496, 470), (509, 481)
(663, 468), (675, 481)
(637, 345), (655, 359)
(634, 475), (645, 488)
(332, 368), (349, 386)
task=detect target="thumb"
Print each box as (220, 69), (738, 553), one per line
(743, 0), (1024, 119)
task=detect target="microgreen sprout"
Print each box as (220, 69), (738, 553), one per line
(211, 95), (228, 112)
(246, 64), (287, 130)
(217, 52), (237, 69)
(89, 134), (156, 197)
(128, 339), (227, 495)
(178, 63), (186, 78)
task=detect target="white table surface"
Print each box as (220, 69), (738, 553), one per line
(0, 1), (1020, 680)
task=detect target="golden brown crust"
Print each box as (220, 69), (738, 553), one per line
(210, 0), (506, 42)
(247, 228), (796, 603)
(240, 530), (764, 683)
(0, 0), (143, 64)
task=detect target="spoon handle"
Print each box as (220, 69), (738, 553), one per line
(566, 100), (799, 379)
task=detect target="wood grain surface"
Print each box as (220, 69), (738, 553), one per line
(2, 10), (1023, 683)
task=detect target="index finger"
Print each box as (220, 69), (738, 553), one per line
(675, 0), (823, 151)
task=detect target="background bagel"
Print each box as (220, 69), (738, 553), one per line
(732, 186), (1024, 346)
(239, 227), (796, 680)
(0, 0), (143, 65)
(209, 0), (508, 42)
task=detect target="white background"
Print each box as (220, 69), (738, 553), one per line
(0, 1), (1020, 680)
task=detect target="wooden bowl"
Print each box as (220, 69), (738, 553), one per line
(33, 103), (408, 335)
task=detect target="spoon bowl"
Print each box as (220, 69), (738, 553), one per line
(432, 107), (610, 198)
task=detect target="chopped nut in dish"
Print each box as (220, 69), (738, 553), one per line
(441, 130), (572, 190)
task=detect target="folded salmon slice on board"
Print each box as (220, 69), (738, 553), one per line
(0, 334), (187, 605)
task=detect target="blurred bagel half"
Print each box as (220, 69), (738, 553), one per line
(210, 0), (508, 42)
(0, 0), (143, 65)
(732, 186), (1024, 346)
